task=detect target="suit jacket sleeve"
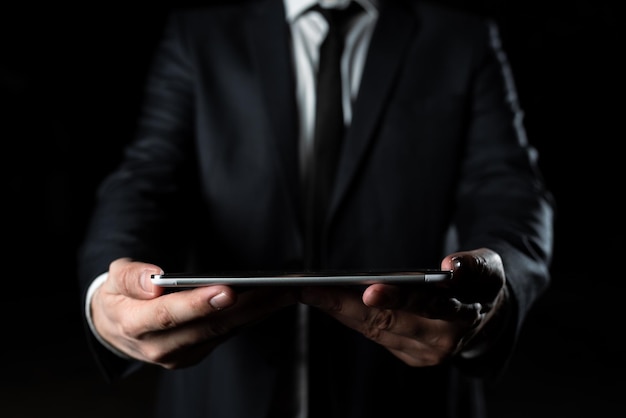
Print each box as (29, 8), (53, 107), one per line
(446, 20), (555, 376)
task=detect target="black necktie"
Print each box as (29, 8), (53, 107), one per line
(305, 2), (361, 270)
(305, 4), (362, 415)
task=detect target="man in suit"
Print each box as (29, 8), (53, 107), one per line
(78, 0), (554, 417)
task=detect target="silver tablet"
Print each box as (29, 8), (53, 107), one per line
(151, 270), (453, 287)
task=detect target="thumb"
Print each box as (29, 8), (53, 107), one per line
(106, 257), (164, 300)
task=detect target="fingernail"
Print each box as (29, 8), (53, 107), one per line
(452, 257), (462, 270)
(140, 270), (153, 292)
(210, 292), (233, 310)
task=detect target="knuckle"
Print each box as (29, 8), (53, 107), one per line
(115, 311), (142, 339)
(371, 309), (394, 330)
(361, 309), (393, 340)
(418, 350), (448, 366)
(431, 334), (457, 356)
(153, 304), (177, 330)
(141, 343), (168, 364)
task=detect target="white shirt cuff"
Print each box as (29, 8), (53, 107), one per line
(85, 273), (133, 360)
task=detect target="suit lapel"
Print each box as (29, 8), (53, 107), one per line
(242, 0), (418, 246)
(245, 0), (302, 220)
(330, 1), (417, 215)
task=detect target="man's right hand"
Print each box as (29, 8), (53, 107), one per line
(90, 258), (298, 369)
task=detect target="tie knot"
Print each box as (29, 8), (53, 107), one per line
(312, 2), (362, 35)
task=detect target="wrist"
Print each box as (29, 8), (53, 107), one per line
(86, 273), (133, 360)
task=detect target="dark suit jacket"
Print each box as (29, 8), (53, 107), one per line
(78, 1), (554, 417)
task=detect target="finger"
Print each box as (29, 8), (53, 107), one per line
(361, 296), (481, 337)
(105, 258), (164, 300)
(141, 285), (238, 334)
(362, 283), (452, 309)
(299, 286), (480, 366)
(350, 301), (483, 364)
(302, 285), (480, 329)
(137, 306), (235, 368)
(310, 296), (456, 365)
(141, 286), (295, 337)
(442, 248), (505, 296)
(134, 287), (296, 366)
(363, 283), (476, 321)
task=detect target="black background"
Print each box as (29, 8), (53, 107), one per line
(1, 1), (624, 417)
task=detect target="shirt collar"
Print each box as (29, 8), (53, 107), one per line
(284, 0), (378, 23)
